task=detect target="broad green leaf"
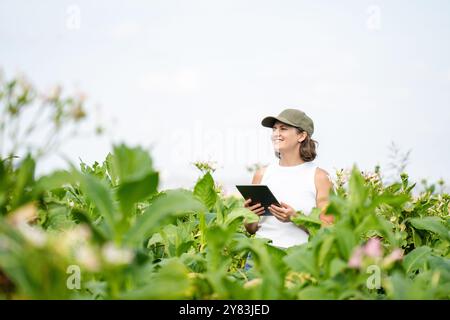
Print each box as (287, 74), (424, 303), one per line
(110, 144), (155, 183)
(176, 240), (195, 257)
(329, 258), (347, 277)
(427, 255), (450, 286)
(105, 152), (119, 186)
(222, 195), (242, 211)
(206, 225), (236, 251)
(120, 259), (193, 299)
(403, 246), (432, 275)
(124, 189), (205, 246)
(354, 213), (379, 235)
(147, 232), (164, 247)
(297, 286), (333, 300)
(34, 170), (75, 194)
(318, 235), (335, 267)
(348, 165), (369, 210)
(42, 206), (74, 231)
(335, 225), (357, 260)
(384, 272), (439, 299)
(370, 192), (410, 210)
(284, 246), (318, 278)
(193, 172), (217, 211)
(408, 217), (450, 241)
(117, 171), (159, 215)
(78, 173), (117, 238)
(384, 273), (412, 299)
(70, 208), (108, 243)
(180, 252), (207, 273)
(107, 145), (159, 215)
(83, 280), (108, 299)
(236, 238), (287, 299)
(374, 215), (397, 246)
(411, 228), (422, 248)
(224, 207), (258, 225)
(291, 207), (322, 237)
(324, 194), (347, 218)
(11, 154), (35, 209)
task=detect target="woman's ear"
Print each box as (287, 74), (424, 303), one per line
(298, 131), (307, 143)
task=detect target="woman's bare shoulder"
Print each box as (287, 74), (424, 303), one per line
(252, 165), (268, 184)
(314, 167), (332, 182)
(315, 167), (330, 178)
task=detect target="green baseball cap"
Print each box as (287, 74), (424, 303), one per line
(261, 108), (314, 136)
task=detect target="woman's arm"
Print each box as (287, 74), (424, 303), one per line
(315, 168), (335, 225)
(244, 166), (266, 234)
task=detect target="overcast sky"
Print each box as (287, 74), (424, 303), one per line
(1, 0), (449, 194)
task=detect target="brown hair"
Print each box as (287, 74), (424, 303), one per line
(275, 127), (318, 161)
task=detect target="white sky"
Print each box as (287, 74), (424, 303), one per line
(1, 0), (450, 194)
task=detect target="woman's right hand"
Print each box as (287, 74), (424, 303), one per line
(244, 198), (265, 216)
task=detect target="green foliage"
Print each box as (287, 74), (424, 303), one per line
(124, 189), (205, 246)
(1, 148), (449, 300)
(0, 155), (36, 215)
(408, 217), (449, 241)
(0, 80), (449, 300)
(193, 172), (218, 212)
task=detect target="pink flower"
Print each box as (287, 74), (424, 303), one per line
(348, 247), (364, 268)
(364, 238), (383, 258)
(383, 248), (404, 266)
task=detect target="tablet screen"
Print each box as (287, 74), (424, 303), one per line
(235, 185), (281, 216)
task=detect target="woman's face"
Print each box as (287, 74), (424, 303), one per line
(271, 121), (306, 152)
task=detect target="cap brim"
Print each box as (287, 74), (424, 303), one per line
(261, 116), (298, 128)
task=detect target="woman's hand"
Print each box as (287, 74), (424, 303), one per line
(268, 202), (297, 222)
(243, 198), (265, 216)
(243, 198), (265, 234)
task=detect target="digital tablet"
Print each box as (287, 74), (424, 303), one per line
(235, 185), (281, 216)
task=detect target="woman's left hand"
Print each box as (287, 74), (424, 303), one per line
(269, 202), (297, 222)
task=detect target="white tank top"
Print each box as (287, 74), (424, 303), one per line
(255, 160), (318, 248)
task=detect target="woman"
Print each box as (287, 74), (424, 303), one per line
(244, 108), (334, 249)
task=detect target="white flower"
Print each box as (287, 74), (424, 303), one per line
(51, 225), (91, 258)
(16, 223), (47, 247)
(8, 203), (38, 225)
(102, 243), (134, 266)
(43, 85), (62, 102)
(64, 225), (91, 245)
(75, 245), (100, 272)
